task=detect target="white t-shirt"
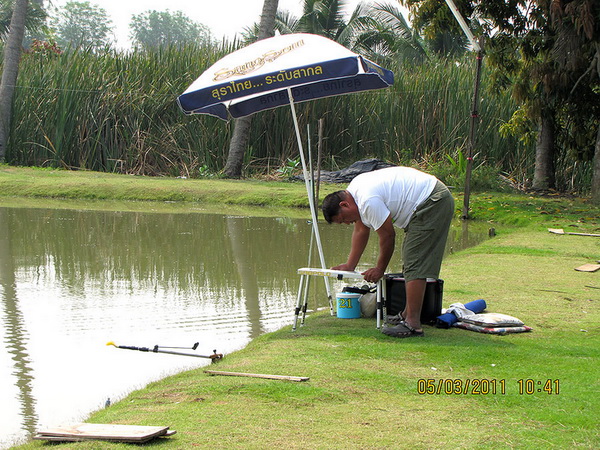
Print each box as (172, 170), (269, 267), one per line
(346, 166), (437, 230)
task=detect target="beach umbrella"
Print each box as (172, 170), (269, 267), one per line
(178, 33), (394, 304)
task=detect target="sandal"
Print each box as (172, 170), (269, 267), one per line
(382, 322), (424, 338)
(385, 312), (405, 325)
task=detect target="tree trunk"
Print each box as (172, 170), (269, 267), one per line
(223, 0), (279, 178)
(223, 115), (252, 177)
(592, 123), (600, 205)
(0, 0), (29, 161)
(532, 111), (556, 191)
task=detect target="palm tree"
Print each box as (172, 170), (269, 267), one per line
(223, 0), (279, 178)
(292, 0), (351, 40)
(274, 1), (424, 64)
(0, 0), (29, 161)
(0, 0), (46, 39)
(275, 0), (373, 49)
(353, 2), (427, 65)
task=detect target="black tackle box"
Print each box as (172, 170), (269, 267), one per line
(384, 273), (443, 324)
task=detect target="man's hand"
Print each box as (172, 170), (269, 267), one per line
(361, 267), (384, 283)
(331, 263), (356, 272)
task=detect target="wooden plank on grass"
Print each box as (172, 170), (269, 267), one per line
(33, 423), (174, 443)
(34, 431), (177, 443)
(205, 370), (309, 382)
(575, 263), (600, 272)
(548, 228), (600, 237)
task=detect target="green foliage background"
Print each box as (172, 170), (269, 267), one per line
(3, 42), (593, 191)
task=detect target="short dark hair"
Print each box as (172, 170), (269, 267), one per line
(321, 190), (347, 224)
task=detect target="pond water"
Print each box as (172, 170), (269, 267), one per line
(0, 203), (489, 448)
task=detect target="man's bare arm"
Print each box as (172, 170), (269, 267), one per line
(361, 215), (395, 282)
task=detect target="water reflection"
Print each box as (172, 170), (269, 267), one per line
(0, 204), (489, 448)
(227, 216), (263, 340)
(0, 208), (37, 440)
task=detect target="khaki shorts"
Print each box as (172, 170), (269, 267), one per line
(402, 181), (454, 281)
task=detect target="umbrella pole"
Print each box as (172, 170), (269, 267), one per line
(306, 123), (315, 267)
(287, 88), (333, 313)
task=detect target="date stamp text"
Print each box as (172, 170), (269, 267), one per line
(416, 378), (560, 395)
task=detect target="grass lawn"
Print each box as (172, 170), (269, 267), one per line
(73, 230), (596, 449)
(3, 167), (599, 448)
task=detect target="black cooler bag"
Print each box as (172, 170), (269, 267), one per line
(385, 273), (443, 324)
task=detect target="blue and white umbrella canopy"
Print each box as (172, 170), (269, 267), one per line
(177, 33), (394, 119)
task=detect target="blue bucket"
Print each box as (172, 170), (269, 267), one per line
(336, 292), (361, 319)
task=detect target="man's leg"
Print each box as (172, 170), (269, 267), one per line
(383, 278), (426, 337)
(384, 181), (453, 338)
(402, 278), (426, 331)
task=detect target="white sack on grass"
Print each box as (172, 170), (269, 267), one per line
(360, 292), (377, 318)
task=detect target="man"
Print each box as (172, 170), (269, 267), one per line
(321, 166), (454, 338)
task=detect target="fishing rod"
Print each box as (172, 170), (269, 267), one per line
(106, 341), (223, 362)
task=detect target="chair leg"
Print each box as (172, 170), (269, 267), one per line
(300, 274), (311, 325)
(292, 274), (305, 331)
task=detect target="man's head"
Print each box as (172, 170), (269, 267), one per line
(321, 190), (360, 224)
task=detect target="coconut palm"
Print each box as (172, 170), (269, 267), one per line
(0, 0), (46, 39)
(353, 2), (427, 65)
(223, 0), (279, 178)
(293, 0), (354, 41)
(272, 1), (424, 64)
(0, 0), (29, 161)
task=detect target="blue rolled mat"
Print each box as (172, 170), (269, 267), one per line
(435, 299), (487, 328)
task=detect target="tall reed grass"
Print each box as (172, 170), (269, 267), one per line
(3, 42), (592, 191)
